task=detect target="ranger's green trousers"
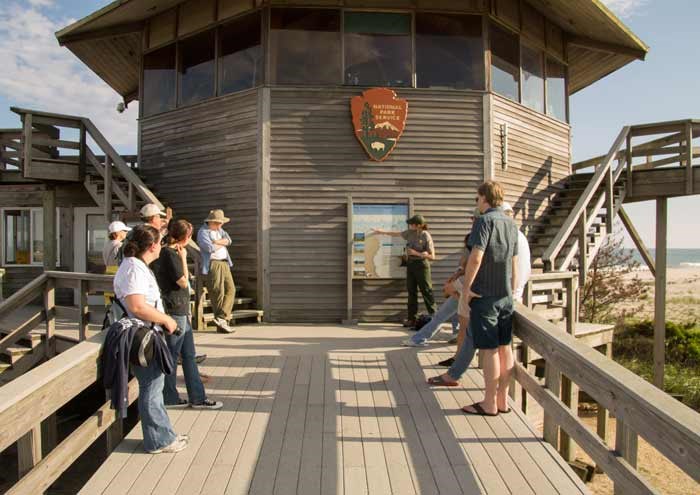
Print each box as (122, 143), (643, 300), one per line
(207, 260), (235, 321)
(406, 258), (435, 320)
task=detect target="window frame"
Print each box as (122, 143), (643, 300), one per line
(519, 39), (545, 114)
(0, 207), (60, 267)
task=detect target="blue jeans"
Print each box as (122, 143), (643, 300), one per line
(447, 329), (477, 381)
(133, 360), (177, 452)
(411, 296), (459, 345)
(164, 315), (206, 405)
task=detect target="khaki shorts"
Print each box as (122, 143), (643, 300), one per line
(450, 277), (470, 318)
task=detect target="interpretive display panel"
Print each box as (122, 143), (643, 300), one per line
(351, 203), (408, 279)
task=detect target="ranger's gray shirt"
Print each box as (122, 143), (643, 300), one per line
(467, 208), (519, 298)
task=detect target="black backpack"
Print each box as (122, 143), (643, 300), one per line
(106, 297), (161, 368)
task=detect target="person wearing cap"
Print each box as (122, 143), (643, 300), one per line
(372, 214), (436, 327)
(103, 221), (132, 268)
(116, 203), (169, 266)
(196, 210), (235, 333)
(501, 202), (531, 302)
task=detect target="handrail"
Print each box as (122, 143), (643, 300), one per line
(543, 126), (630, 270)
(8, 107), (161, 214)
(513, 303), (700, 492)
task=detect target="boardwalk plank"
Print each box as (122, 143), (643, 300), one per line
(246, 355), (300, 495)
(337, 354), (368, 495)
(365, 356), (416, 495)
(321, 354), (344, 495)
(177, 355), (269, 495)
(297, 355), (325, 495)
(273, 354), (312, 495)
(352, 355), (392, 495)
(218, 356), (285, 495)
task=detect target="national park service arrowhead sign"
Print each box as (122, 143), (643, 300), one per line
(351, 88), (408, 162)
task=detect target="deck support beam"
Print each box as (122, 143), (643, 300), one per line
(654, 198), (668, 389)
(619, 207), (655, 276)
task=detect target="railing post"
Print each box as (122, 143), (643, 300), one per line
(543, 361), (561, 449)
(43, 187), (57, 271)
(595, 341), (612, 473)
(626, 133), (633, 197)
(44, 278), (56, 359)
(614, 419), (638, 495)
(21, 113), (33, 177)
(685, 122), (694, 195)
(560, 275), (579, 461)
(104, 390), (123, 457)
(605, 161), (614, 234)
(578, 210), (588, 289)
(17, 425), (42, 477)
(104, 155), (112, 222)
(79, 121), (87, 181)
(79, 280), (89, 341)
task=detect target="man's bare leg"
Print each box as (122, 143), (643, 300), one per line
(496, 345), (514, 412)
(477, 348), (499, 414)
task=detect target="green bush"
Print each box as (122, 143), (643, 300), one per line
(616, 320), (700, 366)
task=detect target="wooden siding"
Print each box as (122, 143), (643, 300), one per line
(139, 90), (260, 297)
(491, 94), (571, 236)
(268, 88), (484, 322)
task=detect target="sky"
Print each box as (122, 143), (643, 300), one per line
(0, 0), (698, 248)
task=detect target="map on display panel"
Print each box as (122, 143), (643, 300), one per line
(352, 203), (408, 279)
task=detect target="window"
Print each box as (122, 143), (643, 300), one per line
(546, 57), (567, 122)
(179, 30), (216, 106)
(490, 23), (519, 102)
(86, 214), (108, 274)
(219, 11), (263, 94)
(344, 12), (412, 87)
(2, 208), (59, 266)
(416, 13), (484, 90)
(143, 44), (176, 117)
(270, 8), (341, 85)
(521, 43), (544, 113)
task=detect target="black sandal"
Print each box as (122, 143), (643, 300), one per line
(462, 403), (498, 416)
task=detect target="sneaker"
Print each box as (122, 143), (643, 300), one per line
(190, 399), (223, 410)
(401, 338), (427, 347)
(214, 318), (236, 333)
(165, 398), (189, 409)
(177, 434), (189, 442)
(438, 357), (455, 367)
(148, 436), (188, 454)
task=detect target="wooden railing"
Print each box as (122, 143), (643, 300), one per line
(0, 128), (22, 171)
(544, 119), (699, 278)
(513, 302), (700, 494)
(0, 271), (133, 494)
(10, 107), (160, 219)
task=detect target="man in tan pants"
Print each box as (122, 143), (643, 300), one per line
(196, 210), (235, 333)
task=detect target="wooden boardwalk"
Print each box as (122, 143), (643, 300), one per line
(80, 325), (588, 495)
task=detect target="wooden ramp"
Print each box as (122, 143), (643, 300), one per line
(80, 325), (588, 495)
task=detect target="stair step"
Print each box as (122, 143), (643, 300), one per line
(200, 297), (253, 309)
(202, 309), (264, 325)
(0, 329), (43, 348)
(1, 345), (34, 365)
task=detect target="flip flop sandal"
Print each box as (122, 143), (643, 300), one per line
(462, 403), (498, 416)
(427, 375), (459, 387)
(498, 408), (512, 414)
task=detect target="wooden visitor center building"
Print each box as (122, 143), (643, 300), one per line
(2, 2), (700, 494)
(1, 0), (663, 323)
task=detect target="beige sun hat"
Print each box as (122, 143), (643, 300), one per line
(204, 209), (230, 224)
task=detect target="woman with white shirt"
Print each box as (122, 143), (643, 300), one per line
(113, 225), (188, 454)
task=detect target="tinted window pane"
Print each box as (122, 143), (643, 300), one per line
(270, 8), (340, 85)
(546, 58), (567, 122)
(416, 13), (484, 89)
(344, 12), (411, 87)
(179, 30), (215, 106)
(490, 24), (519, 101)
(219, 12), (263, 95)
(143, 44), (176, 116)
(3, 210), (31, 264)
(521, 44), (544, 112)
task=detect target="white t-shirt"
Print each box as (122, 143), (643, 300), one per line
(209, 230), (228, 261)
(514, 230), (531, 301)
(113, 257), (164, 323)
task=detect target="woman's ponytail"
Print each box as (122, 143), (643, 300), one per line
(123, 225), (160, 258)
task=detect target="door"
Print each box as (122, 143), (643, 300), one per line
(73, 207), (109, 305)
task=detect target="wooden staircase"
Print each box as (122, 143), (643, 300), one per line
(532, 119), (699, 287)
